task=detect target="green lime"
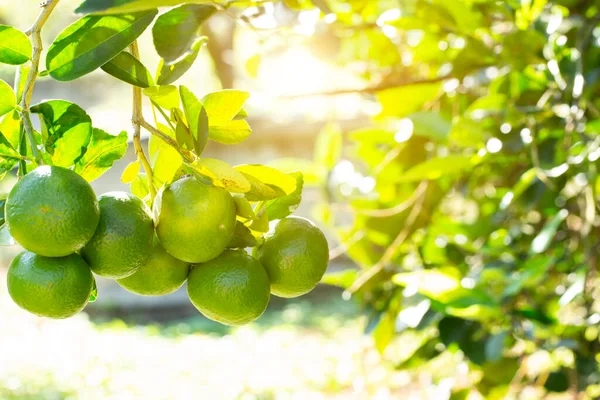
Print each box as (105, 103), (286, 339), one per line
(254, 216), (329, 298)
(81, 192), (154, 278)
(6, 166), (99, 257)
(7, 251), (95, 319)
(117, 237), (190, 296)
(155, 177), (236, 263)
(187, 250), (270, 326)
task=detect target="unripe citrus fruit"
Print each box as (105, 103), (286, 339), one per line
(187, 250), (270, 326)
(6, 166), (99, 257)
(117, 237), (190, 296)
(81, 192), (154, 279)
(7, 251), (95, 319)
(155, 177), (236, 263)
(254, 216), (329, 298)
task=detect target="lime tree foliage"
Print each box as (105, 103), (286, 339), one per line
(254, 0), (599, 397)
(0, 0), (329, 326)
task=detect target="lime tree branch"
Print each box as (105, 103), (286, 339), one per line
(279, 75), (451, 99)
(346, 182), (428, 294)
(18, 0), (61, 165)
(137, 119), (196, 164)
(129, 41), (157, 202)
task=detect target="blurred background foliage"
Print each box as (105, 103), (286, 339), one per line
(2, 0), (600, 398)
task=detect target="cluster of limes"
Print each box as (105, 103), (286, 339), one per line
(4, 165), (329, 325)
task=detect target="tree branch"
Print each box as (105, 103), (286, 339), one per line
(137, 119), (196, 164)
(279, 75), (451, 99)
(129, 41), (157, 202)
(346, 182), (429, 294)
(19, 0), (61, 165)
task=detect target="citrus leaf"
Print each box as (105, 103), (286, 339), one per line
(131, 172), (150, 202)
(191, 158), (251, 193)
(249, 207), (269, 233)
(149, 124), (182, 187)
(265, 172), (303, 220)
(0, 79), (16, 117)
(31, 100), (92, 167)
(235, 164), (297, 194)
(101, 51), (154, 87)
(152, 4), (216, 63)
(89, 279), (98, 302)
(0, 131), (20, 175)
(0, 25), (32, 65)
(0, 110), (21, 149)
(179, 85), (208, 155)
(240, 173), (286, 202)
(156, 38), (205, 85)
(121, 160), (141, 183)
(227, 221), (258, 248)
(46, 10), (157, 81)
(144, 85), (180, 110)
(76, 0), (209, 14)
(74, 129), (128, 181)
(233, 195), (256, 220)
(201, 90), (252, 144)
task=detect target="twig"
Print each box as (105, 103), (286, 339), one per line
(137, 119), (196, 164)
(19, 0), (61, 165)
(329, 230), (365, 261)
(279, 75), (451, 99)
(356, 181), (428, 218)
(129, 41), (157, 202)
(346, 182), (429, 294)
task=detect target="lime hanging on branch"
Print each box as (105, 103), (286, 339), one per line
(0, 0), (329, 325)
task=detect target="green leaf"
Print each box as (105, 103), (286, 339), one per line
(149, 124), (182, 187)
(76, 0), (205, 14)
(265, 172), (303, 220)
(152, 4), (216, 63)
(175, 116), (194, 150)
(89, 279), (98, 302)
(191, 158), (251, 193)
(376, 82), (441, 118)
(373, 312), (395, 354)
(101, 51), (154, 88)
(234, 165), (297, 194)
(0, 25), (32, 65)
(485, 331), (507, 362)
(249, 207), (269, 233)
(0, 79), (16, 117)
(31, 100), (92, 167)
(46, 10), (158, 81)
(227, 221), (258, 248)
(74, 129), (128, 182)
(202, 90), (252, 144)
(529, 209), (568, 254)
(395, 155), (475, 183)
(121, 160), (141, 183)
(144, 85), (180, 110)
(0, 110), (21, 149)
(241, 173), (286, 202)
(179, 86), (208, 155)
(0, 131), (20, 175)
(131, 172), (150, 201)
(233, 195), (256, 220)
(156, 38), (205, 85)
